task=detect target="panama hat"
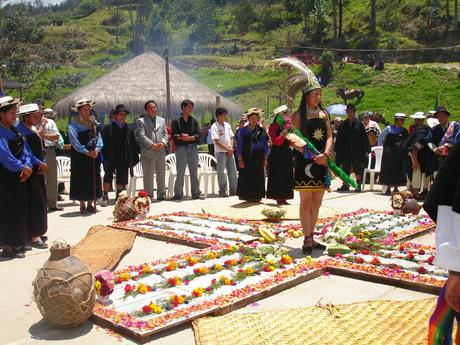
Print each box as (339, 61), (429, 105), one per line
(243, 108), (265, 120)
(410, 112), (426, 120)
(274, 105), (288, 115)
(393, 113), (407, 119)
(17, 103), (39, 117)
(71, 98), (96, 112)
(0, 96), (20, 111)
(44, 108), (57, 118)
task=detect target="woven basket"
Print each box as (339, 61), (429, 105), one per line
(113, 196), (138, 222)
(32, 246), (95, 328)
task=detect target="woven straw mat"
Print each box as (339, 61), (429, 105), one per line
(71, 225), (136, 274)
(202, 203), (337, 221)
(193, 299), (438, 345)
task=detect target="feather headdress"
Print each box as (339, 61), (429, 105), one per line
(265, 57), (321, 108)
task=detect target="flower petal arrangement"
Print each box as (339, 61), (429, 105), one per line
(112, 212), (300, 246)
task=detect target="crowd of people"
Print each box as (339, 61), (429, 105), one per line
(1, 84), (459, 259)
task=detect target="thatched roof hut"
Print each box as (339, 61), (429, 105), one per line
(53, 52), (242, 122)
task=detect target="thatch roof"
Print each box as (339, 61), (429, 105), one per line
(53, 52), (243, 121)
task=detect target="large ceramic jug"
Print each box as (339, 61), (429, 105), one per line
(32, 241), (95, 328)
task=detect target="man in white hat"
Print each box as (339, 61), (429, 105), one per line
(406, 112), (431, 199)
(34, 103), (63, 211)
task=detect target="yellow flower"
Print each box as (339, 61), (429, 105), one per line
(214, 264), (223, 271)
(120, 272), (130, 281)
(153, 306), (163, 314)
(219, 275), (227, 282)
(208, 252), (217, 259)
(224, 278), (232, 285)
(199, 267), (209, 274)
(142, 265), (151, 274)
(138, 283), (148, 294)
(245, 267), (255, 275)
(269, 265), (275, 271)
(95, 280), (102, 292)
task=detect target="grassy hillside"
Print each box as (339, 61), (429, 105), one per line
(188, 63), (460, 120)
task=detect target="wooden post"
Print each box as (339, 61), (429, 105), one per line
(164, 49), (172, 123)
(0, 69), (4, 95)
(265, 95), (270, 116)
(216, 96), (221, 109)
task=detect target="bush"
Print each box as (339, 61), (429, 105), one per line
(78, 0), (100, 17)
(101, 14), (124, 26)
(319, 51), (334, 85)
(222, 43), (239, 56)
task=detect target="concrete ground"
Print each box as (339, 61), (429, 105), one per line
(0, 179), (436, 345)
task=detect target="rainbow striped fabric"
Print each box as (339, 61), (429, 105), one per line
(428, 285), (460, 344)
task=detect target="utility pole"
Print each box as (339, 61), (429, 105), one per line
(164, 49), (172, 123)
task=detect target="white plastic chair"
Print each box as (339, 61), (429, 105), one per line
(165, 153), (190, 198)
(362, 146), (383, 191)
(56, 156), (71, 185)
(198, 153), (221, 197)
(128, 161), (144, 197)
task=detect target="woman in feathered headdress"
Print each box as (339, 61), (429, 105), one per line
(267, 57), (333, 254)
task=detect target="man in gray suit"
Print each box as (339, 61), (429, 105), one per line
(135, 100), (168, 201)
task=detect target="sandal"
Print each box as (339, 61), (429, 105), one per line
(80, 205), (87, 214)
(31, 239), (48, 249)
(302, 235), (313, 255)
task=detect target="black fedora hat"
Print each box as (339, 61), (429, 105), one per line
(435, 106), (450, 117)
(115, 104), (130, 115)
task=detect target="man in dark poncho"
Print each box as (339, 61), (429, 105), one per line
(334, 104), (370, 192)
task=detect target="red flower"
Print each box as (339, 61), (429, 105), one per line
(193, 268), (199, 275)
(418, 249), (425, 255)
(399, 245), (405, 252)
(417, 267), (427, 274)
(138, 190), (148, 198)
(132, 275), (139, 281)
(124, 284), (133, 293)
(206, 287), (211, 292)
(427, 256), (435, 265)
(407, 252), (415, 260)
(371, 257), (381, 265)
(361, 249), (370, 255)
(115, 277), (122, 284)
(147, 285), (153, 292)
(335, 254), (343, 258)
(142, 305), (152, 314)
(356, 257), (365, 264)
(211, 279), (217, 284)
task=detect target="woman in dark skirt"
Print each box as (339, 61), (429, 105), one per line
(0, 96), (33, 258)
(68, 99), (103, 213)
(267, 107), (294, 204)
(17, 104), (49, 249)
(292, 88), (333, 254)
(236, 108), (269, 202)
(378, 113), (408, 195)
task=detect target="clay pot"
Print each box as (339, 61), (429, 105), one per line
(32, 245), (95, 328)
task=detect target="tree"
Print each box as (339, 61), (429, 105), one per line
(128, 0), (153, 54)
(232, 0), (256, 33)
(370, 0), (377, 35)
(338, 0), (343, 39)
(332, 0), (337, 38)
(311, 0), (328, 43)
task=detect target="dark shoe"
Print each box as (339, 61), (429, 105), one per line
(313, 241), (327, 250)
(41, 235), (48, 242)
(48, 206), (64, 212)
(58, 195), (65, 201)
(101, 196), (108, 207)
(23, 245), (33, 251)
(80, 205), (87, 214)
(336, 185), (350, 192)
(86, 205), (97, 213)
(31, 240), (48, 249)
(171, 195), (183, 201)
(192, 194), (204, 200)
(219, 192), (229, 197)
(2, 249), (25, 258)
(354, 185), (362, 193)
(383, 188), (391, 196)
(302, 236), (313, 255)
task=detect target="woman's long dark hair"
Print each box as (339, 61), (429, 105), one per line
(297, 90), (325, 131)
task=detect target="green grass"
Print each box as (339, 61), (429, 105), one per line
(188, 63), (460, 121)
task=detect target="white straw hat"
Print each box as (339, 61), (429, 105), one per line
(17, 103), (39, 116)
(71, 98), (96, 112)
